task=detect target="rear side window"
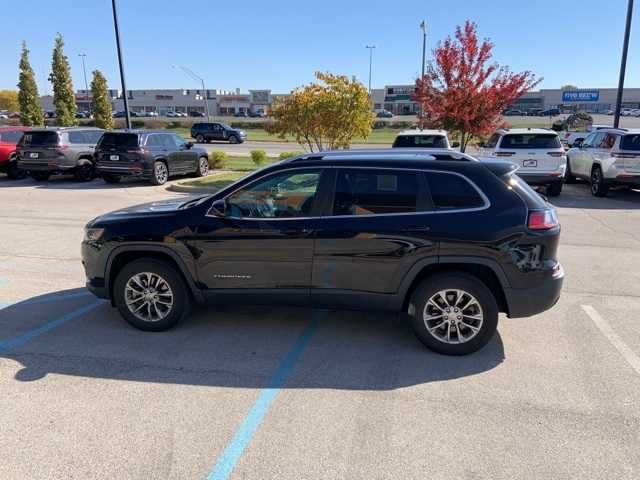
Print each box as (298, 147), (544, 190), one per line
(68, 131), (102, 144)
(20, 131), (59, 146)
(0, 131), (24, 143)
(393, 135), (447, 148)
(500, 134), (561, 149)
(333, 169), (420, 216)
(98, 133), (139, 149)
(426, 172), (485, 210)
(485, 133), (500, 148)
(501, 173), (547, 210)
(621, 134), (640, 151)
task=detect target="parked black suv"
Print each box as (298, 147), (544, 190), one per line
(82, 149), (564, 355)
(95, 130), (210, 185)
(190, 122), (246, 144)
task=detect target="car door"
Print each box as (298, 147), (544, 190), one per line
(572, 132), (595, 178)
(171, 133), (197, 173)
(211, 123), (224, 141)
(578, 132), (603, 177)
(158, 134), (182, 175)
(189, 168), (328, 305)
(311, 167), (437, 310)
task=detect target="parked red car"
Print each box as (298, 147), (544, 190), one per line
(0, 126), (29, 179)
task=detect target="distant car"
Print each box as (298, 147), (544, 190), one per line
(190, 122), (246, 144)
(248, 111), (265, 118)
(16, 127), (104, 182)
(234, 111), (248, 118)
(189, 111), (206, 117)
(503, 109), (523, 116)
(376, 110), (393, 118)
(540, 108), (560, 116)
(176, 112), (188, 118)
(0, 126), (30, 179)
(565, 127), (640, 196)
(45, 111), (56, 119)
(392, 129), (452, 149)
(0, 113), (8, 119)
(75, 111), (91, 119)
(527, 109), (543, 116)
(478, 128), (566, 196)
(95, 130), (210, 185)
(165, 111), (178, 118)
(147, 111), (158, 117)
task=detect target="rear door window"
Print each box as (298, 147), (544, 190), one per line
(332, 169), (421, 216)
(499, 134), (561, 149)
(98, 133), (139, 149)
(426, 172), (486, 210)
(485, 133), (500, 148)
(393, 135), (447, 148)
(0, 131), (24, 143)
(20, 131), (59, 147)
(621, 134), (640, 151)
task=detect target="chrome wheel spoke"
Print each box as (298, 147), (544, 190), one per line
(423, 289), (484, 345)
(125, 272), (174, 323)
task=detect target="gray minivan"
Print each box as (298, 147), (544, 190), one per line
(17, 127), (104, 181)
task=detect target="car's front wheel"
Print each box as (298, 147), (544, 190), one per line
(228, 135), (238, 144)
(590, 165), (609, 197)
(408, 273), (499, 355)
(113, 258), (191, 331)
(150, 161), (169, 185)
(195, 134), (204, 143)
(193, 156), (209, 177)
(74, 163), (95, 182)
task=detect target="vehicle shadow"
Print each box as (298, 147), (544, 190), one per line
(550, 183), (640, 210)
(0, 174), (193, 190)
(0, 289), (505, 391)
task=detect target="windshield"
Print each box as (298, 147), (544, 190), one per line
(500, 134), (561, 149)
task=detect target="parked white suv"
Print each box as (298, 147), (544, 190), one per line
(478, 128), (566, 196)
(565, 128), (640, 196)
(392, 129), (454, 149)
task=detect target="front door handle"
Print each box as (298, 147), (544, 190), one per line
(401, 225), (431, 232)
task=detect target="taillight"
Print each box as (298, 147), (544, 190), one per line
(58, 144), (70, 150)
(495, 151), (515, 157)
(127, 148), (149, 155)
(547, 152), (564, 157)
(528, 209), (559, 230)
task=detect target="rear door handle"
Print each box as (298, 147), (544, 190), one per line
(401, 225), (431, 232)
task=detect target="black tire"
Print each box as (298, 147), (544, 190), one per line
(228, 135), (238, 144)
(590, 165), (609, 197)
(150, 160), (169, 185)
(102, 173), (121, 184)
(195, 134), (204, 143)
(546, 182), (563, 197)
(407, 273), (499, 355)
(6, 157), (26, 180)
(564, 157), (577, 184)
(30, 171), (50, 182)
(193, 156), (209, 177)
(113, 258), (191, 332)
(74, 163), (95, 182)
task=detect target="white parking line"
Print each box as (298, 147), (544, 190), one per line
(581, 304), (640, 375)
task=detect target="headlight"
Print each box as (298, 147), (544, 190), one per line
(84, 227), (105, 242)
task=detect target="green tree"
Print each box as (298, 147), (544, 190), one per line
(266, 71), (373, 152)
(90, 70), (113, 129)
(48, 33), (76, 126)
(0, 90), (19, 111)
(17, 42), (44, 126)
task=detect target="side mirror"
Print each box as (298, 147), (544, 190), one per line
(209, 199), (226, 217)
(451, 141), (461, 148)
(185, 141), (194, 149)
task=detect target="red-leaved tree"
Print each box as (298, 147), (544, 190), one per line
(416, 21), (541, 151)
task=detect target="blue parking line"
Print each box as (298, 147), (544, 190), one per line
(0, 291), (93, 311)
(206, 310), (325, 480)
(0, 300), (104, 353)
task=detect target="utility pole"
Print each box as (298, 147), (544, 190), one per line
(420, 20), (427, 78)
(174, 65), (211, 121)
(111, 0), (130, 129)
(78, 53), (89, 111)
(614, 0), (634, 128)
(366, 45), (375, 95)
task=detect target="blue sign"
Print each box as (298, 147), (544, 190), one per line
(562, 90), (600, 102)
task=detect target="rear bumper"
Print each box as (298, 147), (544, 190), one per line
(504, 263), (564, 318)
(605, 174), (640, 188)
(518, 172), (564, 186)
(17, 160), (75, 172)
(96, 163), (151, 178)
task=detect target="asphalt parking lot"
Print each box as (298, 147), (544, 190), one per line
(0, 175), (639, 479)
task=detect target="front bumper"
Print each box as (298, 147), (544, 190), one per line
(504, 262), (564, 318)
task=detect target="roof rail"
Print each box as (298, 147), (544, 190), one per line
(288, 148), (476, 162)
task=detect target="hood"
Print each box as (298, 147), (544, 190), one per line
(90, 196), (206, 224)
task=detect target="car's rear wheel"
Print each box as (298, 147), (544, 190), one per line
(6, 156), (26, 180)
(546, 182), (563, 197)
(193, 156), (209, 177)
(102, 173), (121, 184)
(564, 157), (577, 184)
(408, 273), (499, 355)
(228, 135), (238, 144)
(113, 258), (191, 331)
(30, 171), (50, 182)
(74, 163), (95, 182)
(195, 134), (204, 143)
(150, 161), (168, 185)
(590, 165), (609, 197)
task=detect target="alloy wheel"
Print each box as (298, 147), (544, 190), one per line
(199, 157), (209, 175)
(155, 162), (168, 184)
(422, 289), (484, 344)
(124, 272), (174, 322)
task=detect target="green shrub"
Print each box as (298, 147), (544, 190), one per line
(208, 151), (228, 169)
(131, 120), (145, 129)
(145, 119), (165, 129)
(167, 121), (184, 129)
(230, 121), (266, 129)
(278, 151), (305, 160)
(250, 149), (268, 166)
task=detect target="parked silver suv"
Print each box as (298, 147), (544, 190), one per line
(17, 127), (104, 182)
(566, 128), (640, 196)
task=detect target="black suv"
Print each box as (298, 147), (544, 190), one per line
(95, 130), (210, 185)
(82, 149), (564, 355)
(190, 122), (246, 144)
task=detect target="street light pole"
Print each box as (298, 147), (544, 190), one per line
(420, 20), (427, 79)
(78, 53), (89, 110)
(366, 45), (375, 95)
(614, 0), (634, 129)
(111, 0), (130, 129)
(174, 65), (211, 121)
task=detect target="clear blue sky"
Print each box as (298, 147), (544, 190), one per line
(1, 0), (638, 94)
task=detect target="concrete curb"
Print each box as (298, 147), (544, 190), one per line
(165, 170), (238, 194)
